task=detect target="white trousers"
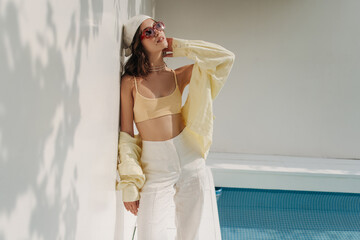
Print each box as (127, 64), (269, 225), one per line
(136, 126), (208, 240)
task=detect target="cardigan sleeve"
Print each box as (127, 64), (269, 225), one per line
(116, 131), (146, 202)
(170, 38), (235, 160)
(171, 37), (235, 100)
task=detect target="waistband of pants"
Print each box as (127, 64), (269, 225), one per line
(141, 126), (189, 145)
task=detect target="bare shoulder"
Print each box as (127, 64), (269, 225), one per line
(121, 74), (135, 88)
(120, 74), (135, 135)
(121, 74), (136, 95)
(174, 64), (194, 93)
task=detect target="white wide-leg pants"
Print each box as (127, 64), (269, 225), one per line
(136, 126), (210, 240)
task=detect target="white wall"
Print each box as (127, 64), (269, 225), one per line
(156, 0), (360, 160)
(0, 0), (154, 239)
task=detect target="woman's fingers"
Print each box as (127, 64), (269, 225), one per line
(163, 51), (173, 58)
(124, 201), (138, 215)
(163, 38), (173, 57)
(130, 203), (135, 212)
(123, 200), (140, 216)
(133, 201), (138, 215)
(166, 37), (173, 51)
(165, 53), (173, 58)
(125, 202), (130, 212)
(129, 201), (137, 216)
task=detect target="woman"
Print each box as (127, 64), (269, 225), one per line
(118, 14), (235, 240)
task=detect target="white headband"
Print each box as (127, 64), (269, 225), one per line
(123, 14), (154, 57)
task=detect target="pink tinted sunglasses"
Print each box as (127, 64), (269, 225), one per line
(140, 21), (165, 40)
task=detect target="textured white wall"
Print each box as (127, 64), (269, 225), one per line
(155, 0), (360, 160)
(0, 0), (154, 239)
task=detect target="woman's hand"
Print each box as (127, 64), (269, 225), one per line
(162, 37), (173, 57)
(123, 200), (139, 216)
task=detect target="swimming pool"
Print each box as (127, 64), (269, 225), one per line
(215, 187), (360, 240)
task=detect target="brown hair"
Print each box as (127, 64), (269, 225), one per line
(121, 22), (155, 78)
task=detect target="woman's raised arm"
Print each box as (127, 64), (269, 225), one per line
(171, 37), (235, 100)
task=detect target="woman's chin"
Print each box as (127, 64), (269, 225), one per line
(162, 40), (168, 48)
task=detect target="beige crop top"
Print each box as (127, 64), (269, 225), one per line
(133, 69), (182, 123)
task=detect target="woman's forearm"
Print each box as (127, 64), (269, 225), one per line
(116, 131), (145, 202)
(172, 37), (235, 73)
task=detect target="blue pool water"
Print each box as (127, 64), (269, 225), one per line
(215, 187), (360, 240)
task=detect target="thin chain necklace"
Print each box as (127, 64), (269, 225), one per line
(149, 62), (167, 72)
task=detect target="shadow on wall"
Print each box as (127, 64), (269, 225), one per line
(0, 0), (103, 239)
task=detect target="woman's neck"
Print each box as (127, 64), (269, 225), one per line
(148, 51), (165, 67)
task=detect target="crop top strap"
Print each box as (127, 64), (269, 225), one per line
(171, 69), (178, 87)
(133, 76), (138, 92)
(133, 70), (176, 93)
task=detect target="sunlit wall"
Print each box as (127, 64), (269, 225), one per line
(0, 0), (154, 239)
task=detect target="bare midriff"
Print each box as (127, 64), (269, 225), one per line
(135, 113), (186, 141)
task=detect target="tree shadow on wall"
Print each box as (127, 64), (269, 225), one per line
(0, 0), (103, 239)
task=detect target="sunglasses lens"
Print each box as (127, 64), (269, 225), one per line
(144, 28), (155, 38)
(155, 22), (165, 30)
(141, 21), (165, 40)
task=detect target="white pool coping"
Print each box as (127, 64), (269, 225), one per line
(206, 152), (360, 194)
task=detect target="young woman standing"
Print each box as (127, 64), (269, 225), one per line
(118, 14), (235, 240)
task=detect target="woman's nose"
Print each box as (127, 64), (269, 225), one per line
(154, 28), (161, 35)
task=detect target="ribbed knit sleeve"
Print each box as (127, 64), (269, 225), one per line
(116, 131), (146, 202)
(172, 38), (235, 100)
(172, 38), (235, 160)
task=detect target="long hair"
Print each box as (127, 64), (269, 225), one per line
(122, 24), (154, 78)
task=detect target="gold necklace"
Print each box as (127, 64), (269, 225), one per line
(149, 62), (167, 72)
